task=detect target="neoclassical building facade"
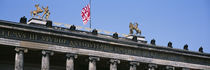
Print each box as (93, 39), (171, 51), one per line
(0, 19), (209, 70)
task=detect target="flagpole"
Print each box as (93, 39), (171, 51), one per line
(89, 0), (92, 28)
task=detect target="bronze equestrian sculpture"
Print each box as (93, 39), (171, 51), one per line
(30, 4), (50, 20)
(129, 22), (141, 35)
(31, 4), (43, 18)
(41, 6), (50, 20)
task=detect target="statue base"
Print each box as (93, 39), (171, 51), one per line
(27, 18), (52, 27)
(126, 35), (147, 43)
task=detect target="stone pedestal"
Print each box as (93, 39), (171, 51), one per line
(27, 18), (52, 27)
(126, 35), (147, 43)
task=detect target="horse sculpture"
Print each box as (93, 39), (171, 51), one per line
(30, 4), (43, 18)
(129, 22), (141, 35)
(41, 6), (50, 20)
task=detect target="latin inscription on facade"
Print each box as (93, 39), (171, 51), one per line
(0, 28), (139, 56)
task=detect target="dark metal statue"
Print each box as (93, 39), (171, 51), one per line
(129, 22), (141, 35)
(168, 41), (173, 48)
(184, 44), (188, 50)
(199, 46), (203, 53)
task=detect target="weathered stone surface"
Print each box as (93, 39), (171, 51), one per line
(0, 27), (209, 67)
(66, 54), (77, 70)
(0, 38), (210, 69)
(14, 47), (27, 70)
(89, 57), (100, 70)
(41, 50), (53, 70)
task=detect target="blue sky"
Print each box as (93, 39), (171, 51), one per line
(0, 0), (210, 53)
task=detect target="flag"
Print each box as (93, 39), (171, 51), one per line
(81, 4), (90, 25)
